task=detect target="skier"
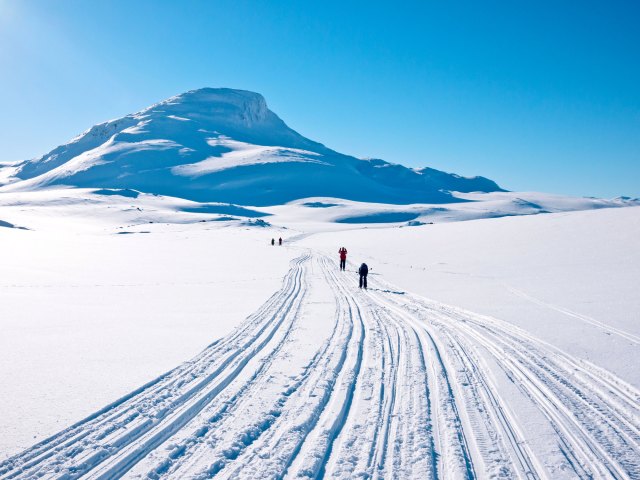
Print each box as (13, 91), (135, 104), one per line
(338, 247), (348, 271)
(271, 238), (275, 246)
(279, 237), (283, 246)
(359, 262), (369, 289)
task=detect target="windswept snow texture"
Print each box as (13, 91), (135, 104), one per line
(266, 191), (640, 227)
(4, 88), (502, 205)
(93, 188), (140, 198)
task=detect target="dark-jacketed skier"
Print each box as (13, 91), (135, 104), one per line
(359, 263), (369, 289)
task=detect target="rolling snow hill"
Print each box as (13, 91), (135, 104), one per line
(1, 88), (503, 205)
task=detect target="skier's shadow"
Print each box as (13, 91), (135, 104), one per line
(367, 288), (405, 295)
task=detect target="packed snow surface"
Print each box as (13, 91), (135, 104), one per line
(1, 189), (638, 479)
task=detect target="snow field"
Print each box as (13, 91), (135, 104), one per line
(1, 198), (638, 478)
(300, 205), (640, 386)
(0, 223), (296, 458)
(2, 248), (638, 478)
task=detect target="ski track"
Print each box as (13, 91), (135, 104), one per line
(1, 251), (639, 479)
(506, 286), (640, 346)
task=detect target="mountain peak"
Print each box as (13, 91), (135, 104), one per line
(154, 88), (271, 128)
(129, 87), (330, 155)
(3, 88), (504, 205)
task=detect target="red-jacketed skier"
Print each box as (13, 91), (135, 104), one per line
(338, 247), (348, 271)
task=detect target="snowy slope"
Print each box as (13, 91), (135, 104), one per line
(264, 191), (640, 229)
(1, 88), (502, 205)
(0, 200), (639, 478)
(1, 187), (636, 236)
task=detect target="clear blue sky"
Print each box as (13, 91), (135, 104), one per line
(1, 0), (638, 197)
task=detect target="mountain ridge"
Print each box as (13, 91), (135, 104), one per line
(3, 88), (504, 205)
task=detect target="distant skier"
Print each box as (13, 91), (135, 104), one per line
(271, 238), (275, 246)
(359, 263), (369, 289)
(279, 237), (283, 246)
(338, 247), (348, 271)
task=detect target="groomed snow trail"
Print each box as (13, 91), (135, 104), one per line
(1, 252), (638, 479)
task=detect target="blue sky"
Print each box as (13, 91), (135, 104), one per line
(1, 0), (638, 197)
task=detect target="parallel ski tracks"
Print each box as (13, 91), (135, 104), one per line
(429, 305), (640, 479)
(2, 251), (639, 479)
(372, 275), (640, 479)
(148, 255), (360, 479)
(0, 254), (311, 480)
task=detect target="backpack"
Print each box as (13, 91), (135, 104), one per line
(360, 263), (368, 275)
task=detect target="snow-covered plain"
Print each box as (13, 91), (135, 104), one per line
(300, 206), (640, 385)
(1, 189), (639, 478)
(0, 194), (296, 459)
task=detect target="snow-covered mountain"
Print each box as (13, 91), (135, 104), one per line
(2, 89), (640, 478)
(3, 88), (503, 205)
